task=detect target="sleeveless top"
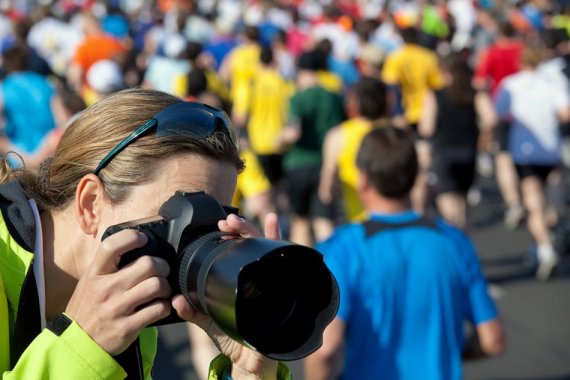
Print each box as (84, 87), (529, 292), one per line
(433, 89), (478, 160)
(337, 118), (373, 221)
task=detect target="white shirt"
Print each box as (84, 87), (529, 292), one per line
(495, 70), (570, 165)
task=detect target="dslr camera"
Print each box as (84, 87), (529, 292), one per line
(103, 191), (339, 361)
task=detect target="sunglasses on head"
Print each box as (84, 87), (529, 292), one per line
(93, 101), (238, 176)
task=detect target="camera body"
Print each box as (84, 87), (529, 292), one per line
(103, 191), (339, 360)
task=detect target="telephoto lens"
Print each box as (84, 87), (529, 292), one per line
(179, 232), (339, 361)
(104, 191), (339, 361)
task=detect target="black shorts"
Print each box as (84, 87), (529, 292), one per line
(407, 123), (426, 141)
(430, 155), (476, 195)
(494, 121), (511, 152)
(286, 166), (335, 219)
(515, 164), (556, 182)
(257, 154), (284, 185)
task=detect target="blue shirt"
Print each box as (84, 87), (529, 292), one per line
(1, 71), (55, 153)
(318, 211), (498, 380)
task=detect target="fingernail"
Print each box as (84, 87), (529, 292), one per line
(138, 231), (148, 243)
(230, 214), (245, 222)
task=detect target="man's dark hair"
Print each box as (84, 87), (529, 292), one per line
(354, 78), (387, 120)
(2, 45), (29, 74)
(260, 46), (273, 65)
(187, 41), (203, 62)
(442, 53), (475, 105)
(356, 127), (417, 199)
(273, 28), (287, 45)
(314, 39), (332, 70)
(297, 50), (320, 71)
(541, 28), (568, 50)
(59, 85), (86, 115)
(187, 69), (208, 97)
(242, 25), (260, 43)
(400, 27), (419, 44)
(498, 21), (516, 38)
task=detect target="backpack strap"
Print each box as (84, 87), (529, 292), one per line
(363, 216), (439, 239)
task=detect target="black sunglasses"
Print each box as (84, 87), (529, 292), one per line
(93, 102), (238, 176)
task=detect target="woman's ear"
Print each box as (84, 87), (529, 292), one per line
(75, 173), (106, 237)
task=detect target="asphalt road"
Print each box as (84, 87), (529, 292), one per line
(153, 176), (570, 380)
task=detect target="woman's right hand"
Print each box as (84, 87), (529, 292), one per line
(172, 213), (282, 380)
(65, 229), (172, 355)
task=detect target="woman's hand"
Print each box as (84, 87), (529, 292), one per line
(65, 229), (172, 355)
(172, 213), (281, 380)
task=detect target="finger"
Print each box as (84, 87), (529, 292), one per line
(118, 255), (170, 291)
(92, 230), (148, 275)
(172, 295), (229, 354)
(172, 294), (211, 328)
(129, 299), (171, 331)
(122, 276), (171, 314)
(263, 213), (281, 240)
(218, 214), (261, 238)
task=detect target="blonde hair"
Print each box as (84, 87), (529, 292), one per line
(5, 88), (243, 210)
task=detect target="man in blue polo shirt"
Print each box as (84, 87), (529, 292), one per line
(305, 127), (505, 380)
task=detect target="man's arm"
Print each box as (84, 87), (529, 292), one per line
(276, 96), (302, 153)
(474, 91), (498, 131)
(418, 90), (437, 138)
(463, 318), (506, 359)
(473, 49), (491, 91)
(304, 318), (345, 380)
(441, 224), (506, 361)
(318, 127), (342, 205)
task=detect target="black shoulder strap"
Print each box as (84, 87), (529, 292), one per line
(2, 181), (42, 368)
(363, 217), (439, 239)
(10, 270), (41, 368)
(114, 338), (144, 379)
(0, 180), (36, 252)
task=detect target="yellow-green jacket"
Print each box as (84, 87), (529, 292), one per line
(0, 180), (291, 379)
(0, 180), (159, 379)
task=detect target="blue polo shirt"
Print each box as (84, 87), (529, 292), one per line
(317, 211), (498, 380)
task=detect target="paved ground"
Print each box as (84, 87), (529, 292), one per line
(153, 177), (570, 380)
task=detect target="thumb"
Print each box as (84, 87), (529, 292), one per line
(91, 229), (148, 275)
(263, 213), (281, 240)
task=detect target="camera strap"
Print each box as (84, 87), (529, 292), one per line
(11, 269), (41, 368)
(114, 337), (144, 379)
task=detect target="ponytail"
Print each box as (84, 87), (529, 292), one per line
(0, 152), (28, 185)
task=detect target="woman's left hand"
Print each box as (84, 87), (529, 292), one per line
(172, 213), (281, 380)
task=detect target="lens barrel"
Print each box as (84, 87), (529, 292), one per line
(178, 232), (339, 361)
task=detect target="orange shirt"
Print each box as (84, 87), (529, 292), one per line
(72, 34), (127, 74)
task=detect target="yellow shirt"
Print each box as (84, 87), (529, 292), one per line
(337, 118), (373, 222)
(247, 68), (292, 155)
(175, 68), (230, 101)
(381, 44), (443, 124)
(228, 44), (261, 116)
(232, 149), (271, 208)
(317, 70), (343, 94)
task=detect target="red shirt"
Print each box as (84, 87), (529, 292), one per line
(474, 40), (524, 95)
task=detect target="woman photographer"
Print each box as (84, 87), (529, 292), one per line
(0, 88), (289, 379)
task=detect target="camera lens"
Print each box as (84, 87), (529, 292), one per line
(237, 254), (298, 330)
(178, 233), (339, 361)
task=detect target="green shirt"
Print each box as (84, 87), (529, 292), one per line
(284, 85), (345, 172)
